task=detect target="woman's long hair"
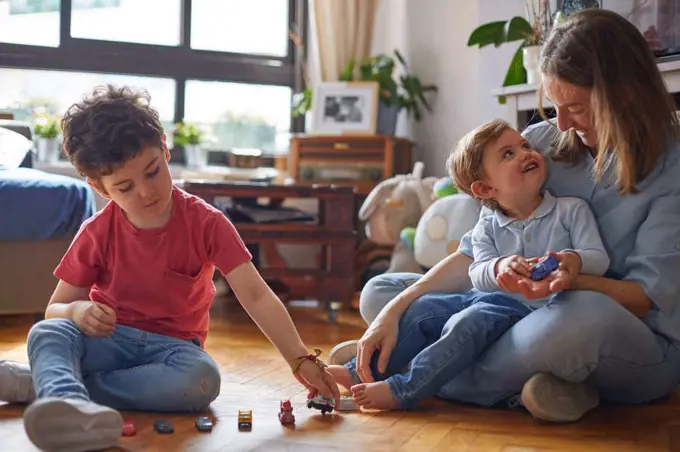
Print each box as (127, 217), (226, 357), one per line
(538, 9), (678, 194)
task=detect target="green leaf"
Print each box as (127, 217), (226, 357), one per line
(339, 58), (355, 81)
(467, 21), (507, 48)
(503, 16), (533, 42)
(502, 45), (527, 87)
(394, 49), (408, 69)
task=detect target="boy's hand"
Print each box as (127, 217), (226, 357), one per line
(71, 301), (116, 337)
(496, 255), (533, 279)
(294, 360), (341, 408)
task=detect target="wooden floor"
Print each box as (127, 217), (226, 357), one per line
(2, 301), (680, 451)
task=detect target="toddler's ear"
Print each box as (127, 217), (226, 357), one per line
(471, 180), (493, 200)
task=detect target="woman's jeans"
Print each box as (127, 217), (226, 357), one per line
(27, 319), (221, 412)
(345, 291), (532, 408)
(358, 273), (680, 407)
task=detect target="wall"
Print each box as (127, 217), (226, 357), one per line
(370, 0), (526, 177)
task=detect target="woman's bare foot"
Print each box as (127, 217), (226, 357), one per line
(325, 365), (357, 391)
(350, 382), (399, 410)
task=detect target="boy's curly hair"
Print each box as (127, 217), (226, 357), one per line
(446, 119), (510, 211)
(61, 84), (164, 181)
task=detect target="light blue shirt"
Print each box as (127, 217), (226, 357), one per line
(469, 191), (610, 306)
(460, 121), (680, 343)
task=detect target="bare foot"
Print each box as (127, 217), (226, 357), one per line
(325, 365), (356, 392)
(350, 382), (398, 410)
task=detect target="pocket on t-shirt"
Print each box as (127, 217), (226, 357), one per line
(163, 264), (214, 314)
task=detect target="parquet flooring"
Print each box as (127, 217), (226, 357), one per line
(1, 300), (680, 451)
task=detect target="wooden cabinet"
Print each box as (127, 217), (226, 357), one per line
(289, 135), (414, 195)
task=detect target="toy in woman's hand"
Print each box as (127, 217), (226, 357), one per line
(530, 255), (559, 281)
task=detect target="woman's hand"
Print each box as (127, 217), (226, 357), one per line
(356, 312), (400, 383)
(294, 360), (341, 406)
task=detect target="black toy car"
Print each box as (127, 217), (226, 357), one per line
(153, 419), (174, 434)
(195, 416), (213, 432)
(307, 395), (334, 415)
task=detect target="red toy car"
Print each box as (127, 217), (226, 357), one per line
(278, 400), (295, 425)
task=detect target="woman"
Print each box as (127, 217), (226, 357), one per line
(330, 9), (680, 422)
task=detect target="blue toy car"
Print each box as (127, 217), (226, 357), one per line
(530, 255), (559, 281)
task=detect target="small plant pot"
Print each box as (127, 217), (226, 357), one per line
(184, 144), (206, 169)
(37, 138), (60, 163)
(522, 45), (541, 85)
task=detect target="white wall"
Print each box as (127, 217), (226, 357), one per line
(371, 0), (526, 177)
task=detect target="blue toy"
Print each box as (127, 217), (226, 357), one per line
(530, 255), (559, 281)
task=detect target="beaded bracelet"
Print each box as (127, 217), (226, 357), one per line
(290, 348), (327, 374)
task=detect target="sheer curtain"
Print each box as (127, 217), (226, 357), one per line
(311, 0), (379, 82)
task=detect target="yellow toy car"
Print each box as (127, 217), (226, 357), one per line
(238, 409), (252, 431)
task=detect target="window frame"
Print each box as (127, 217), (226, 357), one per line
(0, 0), (306, 132)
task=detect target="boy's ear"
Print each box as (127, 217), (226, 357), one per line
(87, 178), (110, 200)
(162, 134), (171, 163)
(470, 180), (494, 200)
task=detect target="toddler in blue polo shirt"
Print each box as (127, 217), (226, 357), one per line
(325, 118), (610, 410)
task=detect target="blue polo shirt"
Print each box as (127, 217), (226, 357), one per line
(469, 191), (610, 305)
(459, 121), (680, 343)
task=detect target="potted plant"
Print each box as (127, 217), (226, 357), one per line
(33, 112), (61, 163)
(172, 121), (205, 168)
(467, 0), (556, 103)
(292, 50), (437, 135)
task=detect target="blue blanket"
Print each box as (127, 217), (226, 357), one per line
(0, 168), (96, 241)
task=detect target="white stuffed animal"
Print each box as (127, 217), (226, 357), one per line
(358, 161), (437, 246)
(413, 194), (481, 269)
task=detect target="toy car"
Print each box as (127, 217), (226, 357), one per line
(278, 399), (295, 425)
(195, 416), (213, 432)
(153, 419), (174, 434)
(530, 255), (559, 281)
(307, 394), (335, 415)
(238, 409), (252, 431)
(121, 418), (136, 436)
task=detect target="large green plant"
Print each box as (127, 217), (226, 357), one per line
(467, 16), (536, 99)
(292, 50), (437, 122)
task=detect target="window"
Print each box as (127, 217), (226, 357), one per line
(191, 0), (289, 57)
(184, 80), (291, 152)
(71, 0), (181, 46)
(0, 0), (60, 47)
(0, 68), (176, 132)
(0, 0), (304, 162)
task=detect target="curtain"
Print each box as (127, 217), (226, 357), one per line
(312, 0), (379, 82)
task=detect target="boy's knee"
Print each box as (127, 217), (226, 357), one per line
(177, 354), (221, 411)
(27, 318), (81, 353)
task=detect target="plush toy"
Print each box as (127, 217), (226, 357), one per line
(358, 161), (437, 247)
(387, 177), (480, 274)
(357, 162), (438, 277)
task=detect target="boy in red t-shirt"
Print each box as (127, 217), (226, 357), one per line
(0, 85), (339, 452)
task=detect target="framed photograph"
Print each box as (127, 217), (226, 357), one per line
(310, 81), (379, 135)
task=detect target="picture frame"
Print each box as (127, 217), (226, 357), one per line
(310, 81), (379, 135)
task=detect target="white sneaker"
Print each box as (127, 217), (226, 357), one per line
(521, 372), (599, 423)
(0, 360), (35, 403)
(23, 397), (122, 452)
(328, 340), (359, 366)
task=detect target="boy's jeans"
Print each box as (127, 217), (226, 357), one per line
(345, 291), (532, 408)
(27, 319), (221, 412)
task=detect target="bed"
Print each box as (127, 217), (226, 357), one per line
(0, 124), (96, 316)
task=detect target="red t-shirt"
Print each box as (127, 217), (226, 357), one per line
(54, 186), (252, 347)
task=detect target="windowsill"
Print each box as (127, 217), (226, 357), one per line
(33, 160), (281, 183)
